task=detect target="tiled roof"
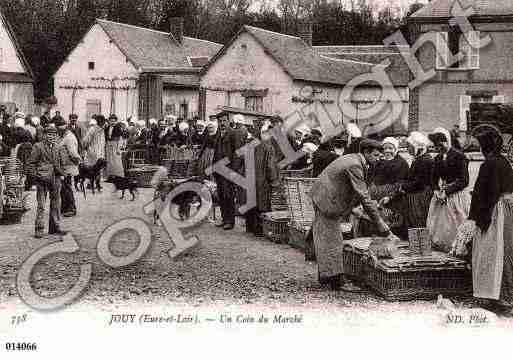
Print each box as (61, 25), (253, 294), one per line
(96, 19), (222, 70)
(410, 0), (513, 18)
(240, 26), (375, 86)
(317, 51), (410, 86)
(0, 9), (33, 79)
(314, 45), (409, 54)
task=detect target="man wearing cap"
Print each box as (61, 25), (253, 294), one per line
(212, 114), (247, 230)
(56, 117), (81, 217)
(309, 139), (397, 290)
(69, 114), (84, 156)
(28, 126), (67, 238)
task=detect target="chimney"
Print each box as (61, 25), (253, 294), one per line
(170, 17), (184, 45)
(298, 21), (313, 47)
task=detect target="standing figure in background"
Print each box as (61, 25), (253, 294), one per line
(148, 119), (160, 164)
(104, 114), (125, 180)
(427, 127), (470, 253)
(401, 132), (435, 228)
(56, 117), (80, 217)
(28, 126), (67, 238)
(244, 123), (280, 237)
(82, 116), (106, 191)
(197, 120), (218, 178)
(68, 114), (84, 156)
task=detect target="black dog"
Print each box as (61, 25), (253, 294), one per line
(111, 176), (139, 201)
(74, 158), (108, 196)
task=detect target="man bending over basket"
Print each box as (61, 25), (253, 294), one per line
(310, 139), (399, 291)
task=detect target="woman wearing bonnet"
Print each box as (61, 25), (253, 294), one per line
(426, 127), (470, 253)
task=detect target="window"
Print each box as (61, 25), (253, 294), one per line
(165, 103), (176, 115)
(437, 30), (480, 70)
(86, 100), (101, 120)
(179, 102), (189, 119)
(88, 62), (95, 70)
(245, 96), (263, 113)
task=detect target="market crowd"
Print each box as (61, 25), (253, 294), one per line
(2, 104), (513, 315)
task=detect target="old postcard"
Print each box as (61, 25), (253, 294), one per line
(2, 0), (513, 357)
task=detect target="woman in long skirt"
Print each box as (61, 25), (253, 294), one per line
(105, 115), (125, 179)
(469, 125), (513, 315)
(426, 127), (470, 253)
(402, 131), (435, 228)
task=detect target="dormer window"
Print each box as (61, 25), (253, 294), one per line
(436, 30), (480, 70)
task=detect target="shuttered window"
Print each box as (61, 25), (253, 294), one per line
(245, 96), (263, 113)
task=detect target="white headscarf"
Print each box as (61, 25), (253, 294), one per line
(382, 137), (400, 157)
(31, 116), (40, 126)
(14, 117), (25, 128)
(407, 131), (431, 156)
(89, 118), (97, 127)
(149, 118), (158, 126)
(178, 122), (189, 133)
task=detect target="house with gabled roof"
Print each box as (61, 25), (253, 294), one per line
(53, 17), (222, 123)
(0, 8), (34, 114)
(407, 0), (513, 135)
(200, 24), (410, 137)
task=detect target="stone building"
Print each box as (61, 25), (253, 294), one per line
(53, 18), (222, 124)
(408, 0), (513, 133)
(200, 25), (409, 138)
(0, 8), (34, 114)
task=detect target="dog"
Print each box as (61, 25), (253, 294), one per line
(152, 176), (217, 224)
(74, 158), (108, 196)
(111, 176), (139, 201)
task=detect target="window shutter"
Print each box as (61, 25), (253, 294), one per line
(436, 32), (449, 70)
(469, 31), (480, 69)
(492, 95), (505, 104)
(459, 95), (471, 131)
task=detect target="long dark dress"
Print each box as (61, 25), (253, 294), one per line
(470, 154), (513, 304)
(402, 153), (434, 227)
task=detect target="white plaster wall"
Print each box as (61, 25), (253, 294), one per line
(53, 23), (139, 121)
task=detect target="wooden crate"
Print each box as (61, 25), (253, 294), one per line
(261, 211), (290, 244)
(363, 249), (472, 301)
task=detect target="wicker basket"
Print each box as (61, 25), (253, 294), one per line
(126, 149), (147, 169)
(0, 207), (27, 225)
(261, 211), (290, 244)
(271, 183), (288, 211)
(127, 166), (160, 188)
(280, 166), (313, 178)
(408, 227), (432, 255)
(169, 159), (192, 178)
(343, 238), (409, 280)
(283, 177), (317, 229)
(363, 250), (472, 301)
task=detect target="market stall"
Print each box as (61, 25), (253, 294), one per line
(0, 156), (29, 225)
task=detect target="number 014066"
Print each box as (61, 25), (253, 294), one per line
(5, 343), (37, 351)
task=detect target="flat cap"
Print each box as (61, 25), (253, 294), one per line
(359, 138), (383, 151)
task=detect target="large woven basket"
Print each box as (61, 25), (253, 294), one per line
(125, 148), (147, 169)
(363, 250), (472, 301)
(280, 166), (313, 179)
(261, 211), (290, 244)
(343, 238), (409, 281)
(127, 166), (160, 188)
(271, 183), (288, 211)
(1, 157), (22, 186)
(282, 177), (317, 230)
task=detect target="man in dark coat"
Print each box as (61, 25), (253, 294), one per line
(27, 126), (67, 238)
(68, 114), (84, 156)
(213, 114), (247, 230)
(309, 139), (397, 290)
